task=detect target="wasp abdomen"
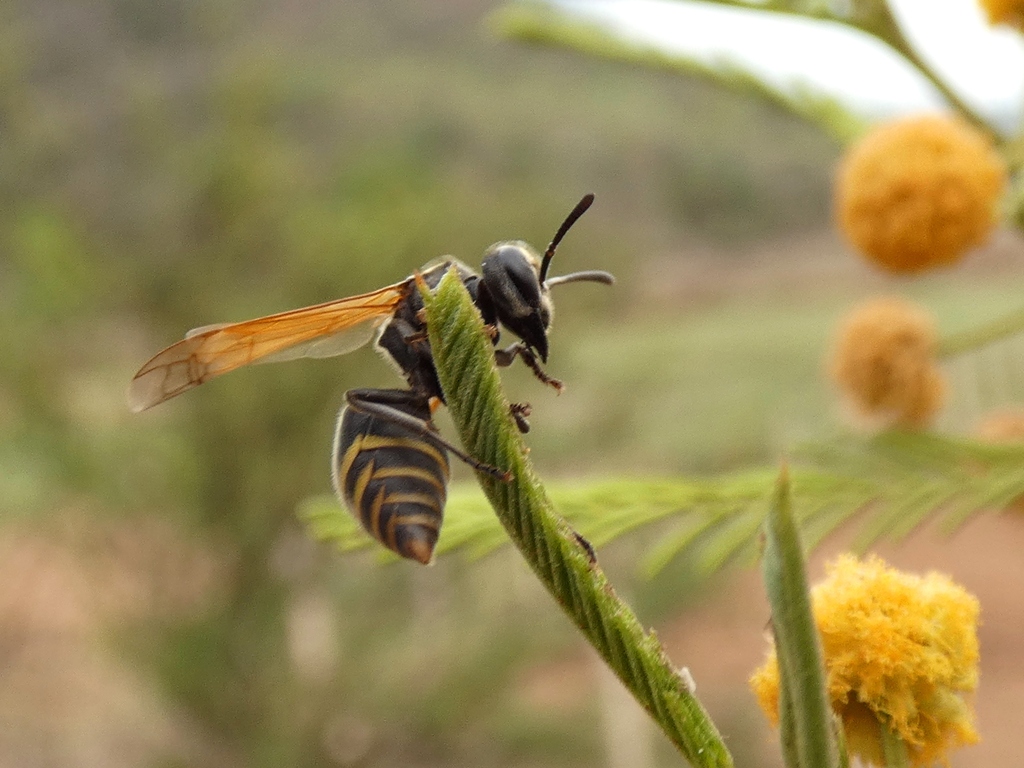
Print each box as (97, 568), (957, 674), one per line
(333, 402), (451, 564)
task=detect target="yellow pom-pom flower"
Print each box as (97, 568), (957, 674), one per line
(829, 297), (945, 429)
(836, 115), (1006, 273)
(979, 0), (1024, 29)
(750, 555), (980, 767)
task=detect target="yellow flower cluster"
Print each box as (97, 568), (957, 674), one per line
(750, 555), (980, 767)
(979, 0), (1024, 29)
(829, 297), (945, 429)
(835, 115), (1006, 273)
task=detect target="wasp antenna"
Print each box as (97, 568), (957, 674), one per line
(545, 269), (615, 288)
(540, 193), (594, 285)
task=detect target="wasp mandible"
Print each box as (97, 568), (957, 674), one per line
(129, 194), (613, 563)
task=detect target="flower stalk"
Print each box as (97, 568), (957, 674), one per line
(420, 267), (732, 768)
(880, 721), (911, 768)
(761, 467), (843, 768)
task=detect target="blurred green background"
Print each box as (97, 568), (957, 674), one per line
(7, 1), (1018, 766)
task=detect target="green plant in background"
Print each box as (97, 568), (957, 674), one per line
(491, 0), (1023, 271)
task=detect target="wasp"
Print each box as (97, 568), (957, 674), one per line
(129, 194), (613, 563)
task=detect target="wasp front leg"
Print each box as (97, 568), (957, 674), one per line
(494, 342), (565, 393)
(510, 402), (532, 433)
(389, 315), (429, 346)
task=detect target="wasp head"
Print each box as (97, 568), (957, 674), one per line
(481, 241), (553, 361)
(479, 194), (613, 363)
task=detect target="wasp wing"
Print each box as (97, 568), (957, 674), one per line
(128, 280), (410, 412)
(253, 322), (382, 364)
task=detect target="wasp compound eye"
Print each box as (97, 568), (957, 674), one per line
(481, 243), (543, 318)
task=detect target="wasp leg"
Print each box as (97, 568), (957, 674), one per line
(387, 316), (429, 346)
(494, 343), (565, 393)
(510, 402), (532, 433)
(346, 389), (511, 481)
(572, 530), (598, 565)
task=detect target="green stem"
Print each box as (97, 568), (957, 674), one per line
(874, 20), (996, 141)
(421, 268), (733, 768)
(705, 0), (997, 139)
(879, 719), (911, 768)
(937, 303), (1024, 358)
(493, 3), (867, 144)
(532, 0), (996, 141)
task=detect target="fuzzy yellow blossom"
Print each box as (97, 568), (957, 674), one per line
(836, 115), (1006, 273)
(829, 297), (945, 429)
(979, 0), (1024, 29)
(750, 555), (980, 767)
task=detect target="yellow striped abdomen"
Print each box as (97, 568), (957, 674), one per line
(332, 403), (450, 564)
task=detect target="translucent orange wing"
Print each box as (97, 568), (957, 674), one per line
(128, 280), (411, 412)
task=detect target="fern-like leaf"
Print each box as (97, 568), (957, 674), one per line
(300, 431), (1024, 577)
